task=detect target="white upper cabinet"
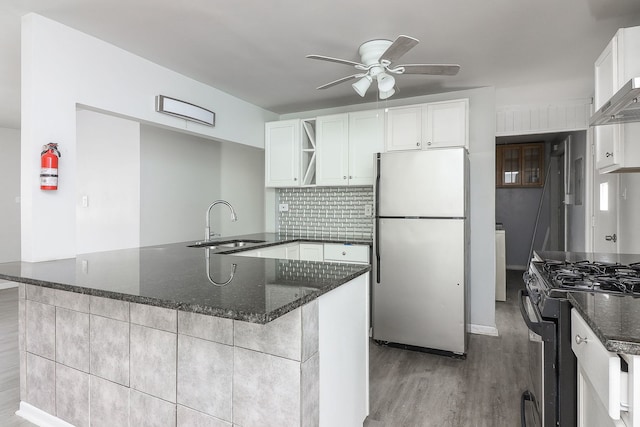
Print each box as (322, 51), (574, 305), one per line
(265, 119), (301, 187)
(348, 110), (384, 185)
(385, 106), (423, 151)
(266, 119), (316, 187)
(316, 110), (384, 186)
(316, 114), (349, 186)
(424, 100), (469, 149)
(385, 99), (469, 151)
(594, 26), (640, 173)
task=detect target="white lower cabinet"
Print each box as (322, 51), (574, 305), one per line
(299, 243), (324, 261)
(232, 243), (299, 260)
(323, 243), (370, 264)
(572, 309), (639, 427)
(233, 242), (369, 264)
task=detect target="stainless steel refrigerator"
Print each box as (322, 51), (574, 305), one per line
(373, 147), (469, 355)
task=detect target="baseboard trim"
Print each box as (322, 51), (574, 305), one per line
(468, 324), (499, 337)
(16, 401), (75, 427)
(0, 281), (19, 290)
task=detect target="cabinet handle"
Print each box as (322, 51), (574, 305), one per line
(349, 175), (353, 179)
(606, 152), (613, 157)
(343, 176), (347, 179)
(427, 141), (432, 146)
(416, 142), (421, 147)
(294, 177), (297, 181)
(342, 251), (347, 256)
(575, 335), (588, 345)
(605, 234), (617, 242)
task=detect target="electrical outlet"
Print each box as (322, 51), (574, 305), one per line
(364, 204), (373, 217)
(279, 203), (289, 212)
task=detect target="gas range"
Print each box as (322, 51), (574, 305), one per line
(526, 251), (640, 317)
(522, 251), (640, 427)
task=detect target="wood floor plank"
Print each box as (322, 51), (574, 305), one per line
(365, 269), (529, 427)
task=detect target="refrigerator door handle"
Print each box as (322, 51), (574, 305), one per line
(375, 153), (381, 284)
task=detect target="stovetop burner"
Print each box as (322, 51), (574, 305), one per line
(538, 259), (640, 297)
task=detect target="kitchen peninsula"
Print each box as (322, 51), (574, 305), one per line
(0, 234), (371, 427)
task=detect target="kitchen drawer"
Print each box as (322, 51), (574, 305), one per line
(323, 244), (369, 264)
(572, 308), (623, 420)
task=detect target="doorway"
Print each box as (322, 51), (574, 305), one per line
(495, 130), (588, 270)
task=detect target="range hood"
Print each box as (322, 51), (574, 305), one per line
(590, 77), (640, 126)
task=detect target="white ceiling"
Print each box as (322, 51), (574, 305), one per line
(1, 0), (640, 129)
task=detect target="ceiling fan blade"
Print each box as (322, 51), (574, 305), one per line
(398, 64), (461, 76)
(380, 35), (419, 63)
(306, 54), (363, 67)
(316, 74), (360, 90)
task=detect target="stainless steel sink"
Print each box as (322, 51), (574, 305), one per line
(188, 239), (266, 248)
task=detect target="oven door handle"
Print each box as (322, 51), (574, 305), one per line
(518, 289), (556, 342)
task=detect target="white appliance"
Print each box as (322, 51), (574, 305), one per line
(372, 148), (469, 355)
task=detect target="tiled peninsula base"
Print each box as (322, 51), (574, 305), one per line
(15, 274), (369, 427)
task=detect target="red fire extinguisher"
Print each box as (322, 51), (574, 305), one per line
(40, 143), (61, 191)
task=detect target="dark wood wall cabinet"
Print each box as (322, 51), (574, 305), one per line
(496, 142), (544, 188)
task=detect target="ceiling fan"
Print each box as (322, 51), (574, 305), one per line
(307, 35), (460, 100)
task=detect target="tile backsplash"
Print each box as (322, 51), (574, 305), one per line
(277, 187), (373, 239)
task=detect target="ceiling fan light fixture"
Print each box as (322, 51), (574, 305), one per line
(352, 75), (372, 97)
(379, 87), (396, 100)
(377, 73), (395, 92)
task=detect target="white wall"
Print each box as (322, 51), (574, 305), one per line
(280, 87), (498, 332)
(76, 110), (140, 253)
(0, 126), (20, 262)
(140, 124), (221, 245)
(218, 141), (266, 237)
(495, 78), (591, 107)
(618, 173), (640, 254)
(139, 125), (265, 246)
(21, 14), (277, 261)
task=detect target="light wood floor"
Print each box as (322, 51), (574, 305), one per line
(365, 269), (529, 427)
(0, 272), (528, 427)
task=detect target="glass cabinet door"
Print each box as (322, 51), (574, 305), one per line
(501, 146), (521, 185)
(522, 144), (543, 186)
(496, 142), (544, 188)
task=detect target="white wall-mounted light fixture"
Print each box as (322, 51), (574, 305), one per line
(155, 95), (215, 127)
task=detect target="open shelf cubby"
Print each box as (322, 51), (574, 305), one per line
(302, 118), (316, 186)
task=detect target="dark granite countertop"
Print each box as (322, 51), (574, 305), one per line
(0, 233), (371, 324)
(568, 292), (640, 355)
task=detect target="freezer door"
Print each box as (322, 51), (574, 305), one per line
(373, 218), (466, 353)
(376, 148), (466, 218)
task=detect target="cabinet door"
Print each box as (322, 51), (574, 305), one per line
(385, 106), (422, 151)
(424, 99), (468, 149)
(265, 120), (301, 187)
(316, 114), (349, 186)
(257, 244), (288, 259)
(299, 243), (324, 261)
(348, 110), (384, 185)
(577, 368), (625, 427)
(594, 37), (622, 170)
(285, 243), (300, 260)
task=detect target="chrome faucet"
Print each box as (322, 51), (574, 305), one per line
(205, 200), (238, 241)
